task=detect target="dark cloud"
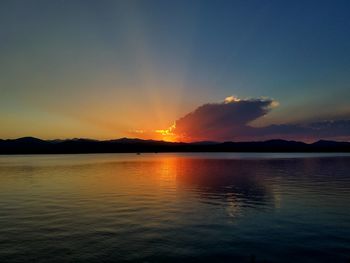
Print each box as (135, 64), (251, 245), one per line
(257, 120), (350, 141)
(173, 97), (278, 141)
(171, 97), (350, 142)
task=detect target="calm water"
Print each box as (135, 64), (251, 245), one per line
(0, 153), (350, 263)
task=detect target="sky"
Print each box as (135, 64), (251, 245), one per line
(1, 0), (350, 142)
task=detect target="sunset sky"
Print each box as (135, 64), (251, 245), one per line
(1, 0), (350, 142)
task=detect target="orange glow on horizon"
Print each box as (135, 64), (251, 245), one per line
(155, 122), (178, 142)
(155, 122), (176, 136)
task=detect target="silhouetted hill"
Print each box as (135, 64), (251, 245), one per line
(0, 137), (349, 154)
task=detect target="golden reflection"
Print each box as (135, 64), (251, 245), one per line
(157, 157), (177, 188)
(11, 155), (278, 219)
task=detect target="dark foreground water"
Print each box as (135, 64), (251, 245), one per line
(0, 153), (350, 263)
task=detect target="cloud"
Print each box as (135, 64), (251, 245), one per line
(257, 120), (350, 141)
(171, 96), (350, 142)
(173, 96), (278, 141)
(131, 96), (350, 142)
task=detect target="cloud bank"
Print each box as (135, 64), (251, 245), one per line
(172, 96), (350, 142)
(257, 120), (350, 142)
(173, 96), (278, 141)
(132, 96), (350, 142)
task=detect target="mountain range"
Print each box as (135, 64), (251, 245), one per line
(0, 137), (349, 154)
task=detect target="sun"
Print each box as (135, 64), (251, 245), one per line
(155, 122), (178, 142)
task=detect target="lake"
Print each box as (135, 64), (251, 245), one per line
(0, 153), (349, 262)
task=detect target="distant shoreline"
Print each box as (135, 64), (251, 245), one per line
(1, 137), (349, 154)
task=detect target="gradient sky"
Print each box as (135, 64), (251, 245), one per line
(1, 0), (350, 141)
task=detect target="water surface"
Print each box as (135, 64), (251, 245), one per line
(0, 153), (349, 262)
